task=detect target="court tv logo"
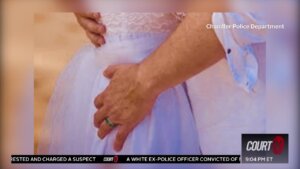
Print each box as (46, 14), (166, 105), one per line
(242, 134), (288, 163)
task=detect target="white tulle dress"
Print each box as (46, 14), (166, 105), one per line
(38, 13), (200, 155)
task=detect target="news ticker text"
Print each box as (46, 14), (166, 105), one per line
(11, 155), (240, 163)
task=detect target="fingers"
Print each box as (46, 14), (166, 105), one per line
(103, 65), (120, 79)
(78, 16), (106, 34)
(75, 12), (106, 47)
(103, 64), (135, 79)
(97, 119), (114, 139)
(98, 114), (120, 139)
(86, 31), (105, 47)
(93, 106), (109, 128)
(114, 126), (132, 152)
(75, 12), (100, 20)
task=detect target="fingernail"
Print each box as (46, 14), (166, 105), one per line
(114, 146), (120, 152)
(98, 39), (104, 45)
(93, 13), (100, 19)
(99, 133), (104, 139)
(114, 144), (121, 152)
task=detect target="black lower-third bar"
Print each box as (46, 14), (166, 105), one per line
(11, 155), (240, 163)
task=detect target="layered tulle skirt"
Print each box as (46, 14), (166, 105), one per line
(38, 33), (200, 155)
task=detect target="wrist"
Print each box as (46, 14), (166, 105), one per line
(136, 63), (162, 98)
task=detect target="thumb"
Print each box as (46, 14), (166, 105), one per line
(103, 65), (120, 79)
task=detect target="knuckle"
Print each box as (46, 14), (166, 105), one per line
(109, 116), (119, 124)
(99, 106), (105, 113)
(103, 97), (110, 105)
(94, 95), (103, 108)
(109, 115), (118, 121)
(94, 95), (99, 106)
(120, 113), (131, 121)
(93, 111), (98, 120)
(93, 112), (97, 121)
(100, 106), (109, 117)
(117, 115), (126, 122)
(93, 113), (100, 127)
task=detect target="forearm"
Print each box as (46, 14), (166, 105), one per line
(138, 13), (225, 95)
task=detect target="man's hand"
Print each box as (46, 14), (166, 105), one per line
(93, 13), (224, 152)
(93, 64), (158, 152)
(74, 12), (106, 47)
